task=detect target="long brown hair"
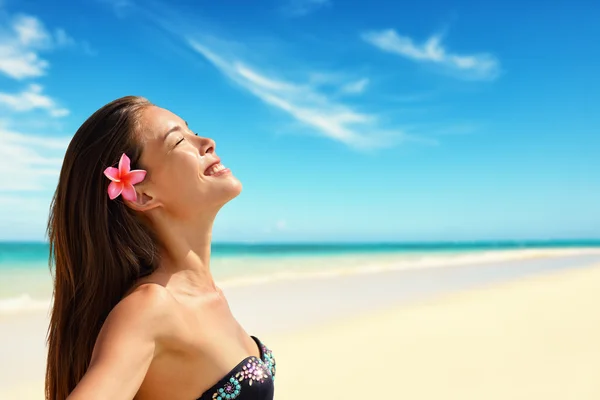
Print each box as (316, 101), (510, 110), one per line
(45, 96), (160, 400)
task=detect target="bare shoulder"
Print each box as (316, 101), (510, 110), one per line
(117, 282), (174, 317)
(96, 283), (179, 350)
(68, 285), (181, 399)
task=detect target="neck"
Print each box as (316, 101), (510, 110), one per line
(151, 211), (219, 293)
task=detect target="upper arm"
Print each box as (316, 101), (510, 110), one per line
(67, 284), (174, 400)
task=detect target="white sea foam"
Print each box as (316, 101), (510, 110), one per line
(1, 248), (599, 315)
(218, 247), (600, 288)
(0, 293), (51, 315)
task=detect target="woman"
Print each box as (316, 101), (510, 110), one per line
(45, 96), (276, 400)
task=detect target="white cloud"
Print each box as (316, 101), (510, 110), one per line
(0, 122), (69, 192)
(281, 0), (331, 17)
(0, 13), (79, 80)
(188, 39), (410, 148)
(0, 84), (69, 117)
(0, 45), (49, 80)
(362, 29), (500, 80)
(340, 78), (369, 95)
(0, 11), (79, 239)
(12, 15), (52, 47)
(97, 1), (434, 148)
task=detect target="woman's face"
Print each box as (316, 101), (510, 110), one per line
(135, 106), (242, 219)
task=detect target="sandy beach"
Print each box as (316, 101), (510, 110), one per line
(1, 251), (600, 399)
(269, 262), (600, 399)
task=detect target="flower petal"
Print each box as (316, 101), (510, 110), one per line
(103, 167), (121, 182)
(118, 153), (131, 176)
(121, 184), (137, 202)
(107, 181), (124, 200)
(125, 169), (146, 185)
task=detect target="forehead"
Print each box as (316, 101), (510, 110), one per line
(138, 106), (186, 141)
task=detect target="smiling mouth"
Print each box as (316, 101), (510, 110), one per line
(204, 163), (229, 176)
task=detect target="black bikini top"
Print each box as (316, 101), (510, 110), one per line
(197, 336), (276, 400)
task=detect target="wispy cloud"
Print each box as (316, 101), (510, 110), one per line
(0, 12), (88, 80)
(362, 29), (500, 81)
(0, 122), (69, 192)
(97, 1), (434, 148)
(281, 0), (331, 17)
(0, 11), (72, 189)
(0, 9), (81, 240)
(0, 84), (69, 117)
(340, 78), (369, 95)
(188, 39), (414, 148)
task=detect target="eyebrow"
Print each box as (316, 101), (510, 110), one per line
(163, 121), (189, 141)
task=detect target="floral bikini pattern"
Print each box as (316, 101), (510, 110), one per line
(260, 344), (276, 379)
(211, 342), (276, 400)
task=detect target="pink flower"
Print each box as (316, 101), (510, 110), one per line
(103, 153), (146, 201)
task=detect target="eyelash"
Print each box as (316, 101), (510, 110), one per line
(175, 132), (199, 146)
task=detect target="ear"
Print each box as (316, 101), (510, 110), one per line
(125, 188), (161, 212)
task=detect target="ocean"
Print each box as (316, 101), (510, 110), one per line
(1, 240), (600, 315)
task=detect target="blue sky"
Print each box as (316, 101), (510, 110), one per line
(0, 0), (598, 242)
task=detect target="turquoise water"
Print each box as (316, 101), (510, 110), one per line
(3, 240), (600, 264)
(1, 240), (599, 311)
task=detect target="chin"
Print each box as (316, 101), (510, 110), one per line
(203, 174), (242, 211)
(222, 175), (243, 202)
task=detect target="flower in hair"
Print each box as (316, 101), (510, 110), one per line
(103, 153), (146, 201)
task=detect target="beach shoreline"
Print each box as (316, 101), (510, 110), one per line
(3, 246), (600, 316)
(1, 249), (600, 399)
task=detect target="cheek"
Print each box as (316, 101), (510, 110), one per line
(160, 153), (205, 198)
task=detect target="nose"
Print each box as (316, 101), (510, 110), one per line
(198, 137), (216, 156)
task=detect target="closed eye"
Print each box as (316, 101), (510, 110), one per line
(174, 131), (197, 147)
